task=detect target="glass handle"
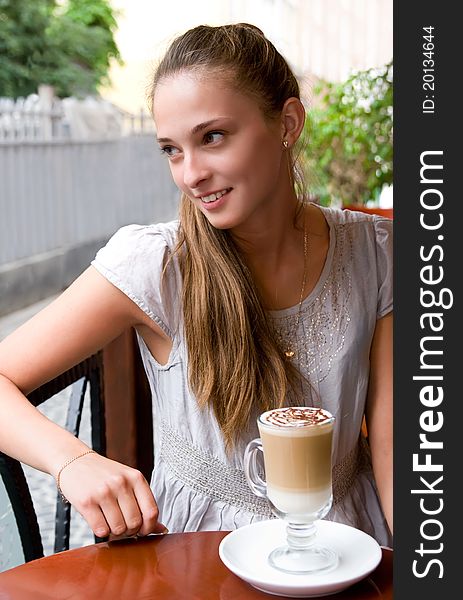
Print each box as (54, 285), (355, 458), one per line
(243, 438), (267, 498)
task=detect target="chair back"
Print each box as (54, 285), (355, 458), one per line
(0, 453), (43, 568)
(0, 352), (106, 570)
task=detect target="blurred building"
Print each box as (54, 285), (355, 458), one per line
(230, 0), (392, 80)
(103, 0), (393, 112)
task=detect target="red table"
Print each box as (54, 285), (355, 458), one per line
(0, 532), (392, 599)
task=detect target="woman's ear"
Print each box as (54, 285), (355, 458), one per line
(280, 98), (306, 147)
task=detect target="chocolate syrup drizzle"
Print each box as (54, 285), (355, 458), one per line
(263, 407), (331, 427)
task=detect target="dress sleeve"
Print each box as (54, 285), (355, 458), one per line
(91, 223), (179, 338)
(374, 217), (393, 319)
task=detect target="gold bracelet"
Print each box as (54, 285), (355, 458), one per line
(56, 449), (96, 503)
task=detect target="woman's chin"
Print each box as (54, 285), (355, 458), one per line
(199, 210), (241, 231)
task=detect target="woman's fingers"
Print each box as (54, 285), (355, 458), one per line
(78, 502), (111, 539)
(131, 471), (167, 536)
(109, 480), (144, 537)
(98, 488), (134, 537)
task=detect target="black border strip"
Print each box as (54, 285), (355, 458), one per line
(394, 2), (459, 596)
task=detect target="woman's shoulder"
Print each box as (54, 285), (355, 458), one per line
(316, 204), (392, 227)
(317, 205), (392, 247)
(91, 220), (181, 331)
(93, 220), (180, 265)
(92, 219), (180, 288)
(107, 219), (180, 250)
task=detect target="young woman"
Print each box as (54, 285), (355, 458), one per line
(0, 23), (392, 547)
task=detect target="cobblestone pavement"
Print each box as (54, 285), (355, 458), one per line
(1, 297), (94, 557)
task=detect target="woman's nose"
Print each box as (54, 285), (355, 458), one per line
(182, 152), (210, 189)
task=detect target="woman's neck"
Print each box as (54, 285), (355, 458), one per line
(229, 197), (302, 267)
(231, 202), (330, 311)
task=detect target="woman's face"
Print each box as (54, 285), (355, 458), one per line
(153, 71), (290, 231)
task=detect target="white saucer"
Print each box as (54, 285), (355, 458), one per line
(218, 519), (382, 598)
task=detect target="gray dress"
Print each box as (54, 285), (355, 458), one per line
(91, 205), (393, 547)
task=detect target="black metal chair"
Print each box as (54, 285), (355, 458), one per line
(0, 352), (106, 568)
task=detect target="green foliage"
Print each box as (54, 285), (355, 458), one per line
(301, 61), (393, 206)
(0, 0), (54, 97)
(0, 0), (122, 98)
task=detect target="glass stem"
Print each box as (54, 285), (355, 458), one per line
(286, 521), (317, 550)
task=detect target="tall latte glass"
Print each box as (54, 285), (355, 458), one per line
(244, 407), (337, 574)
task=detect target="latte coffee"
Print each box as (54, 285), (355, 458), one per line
(257, 407), (334, 515)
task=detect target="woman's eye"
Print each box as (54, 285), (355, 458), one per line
(160, 145), (180, 158)
(204, 131), (223, 144)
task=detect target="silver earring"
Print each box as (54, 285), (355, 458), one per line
(282, 140), (289, 149)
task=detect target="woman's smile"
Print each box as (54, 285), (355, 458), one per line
(197, 187), (233, 210)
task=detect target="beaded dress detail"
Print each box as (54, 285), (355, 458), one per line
(270, 221), (352, 390)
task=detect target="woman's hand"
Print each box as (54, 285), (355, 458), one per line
(56, 451), (166, 539)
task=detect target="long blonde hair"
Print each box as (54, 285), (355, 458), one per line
(149, 24), (307, 449)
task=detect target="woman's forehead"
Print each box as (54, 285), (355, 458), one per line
(153, 69), (235, 103)
(152, 71), (264, 134)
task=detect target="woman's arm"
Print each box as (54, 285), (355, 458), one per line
(0, 266), (167, 538)
(365, 311), (393, 535)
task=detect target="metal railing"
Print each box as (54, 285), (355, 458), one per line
(0, 91), (155, 143)
(0, 136), (178, 265)
(0, 92), (178, 314)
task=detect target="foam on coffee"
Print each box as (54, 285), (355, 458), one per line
(258, 407), (334, 515)
(261, 407), (332, 431)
